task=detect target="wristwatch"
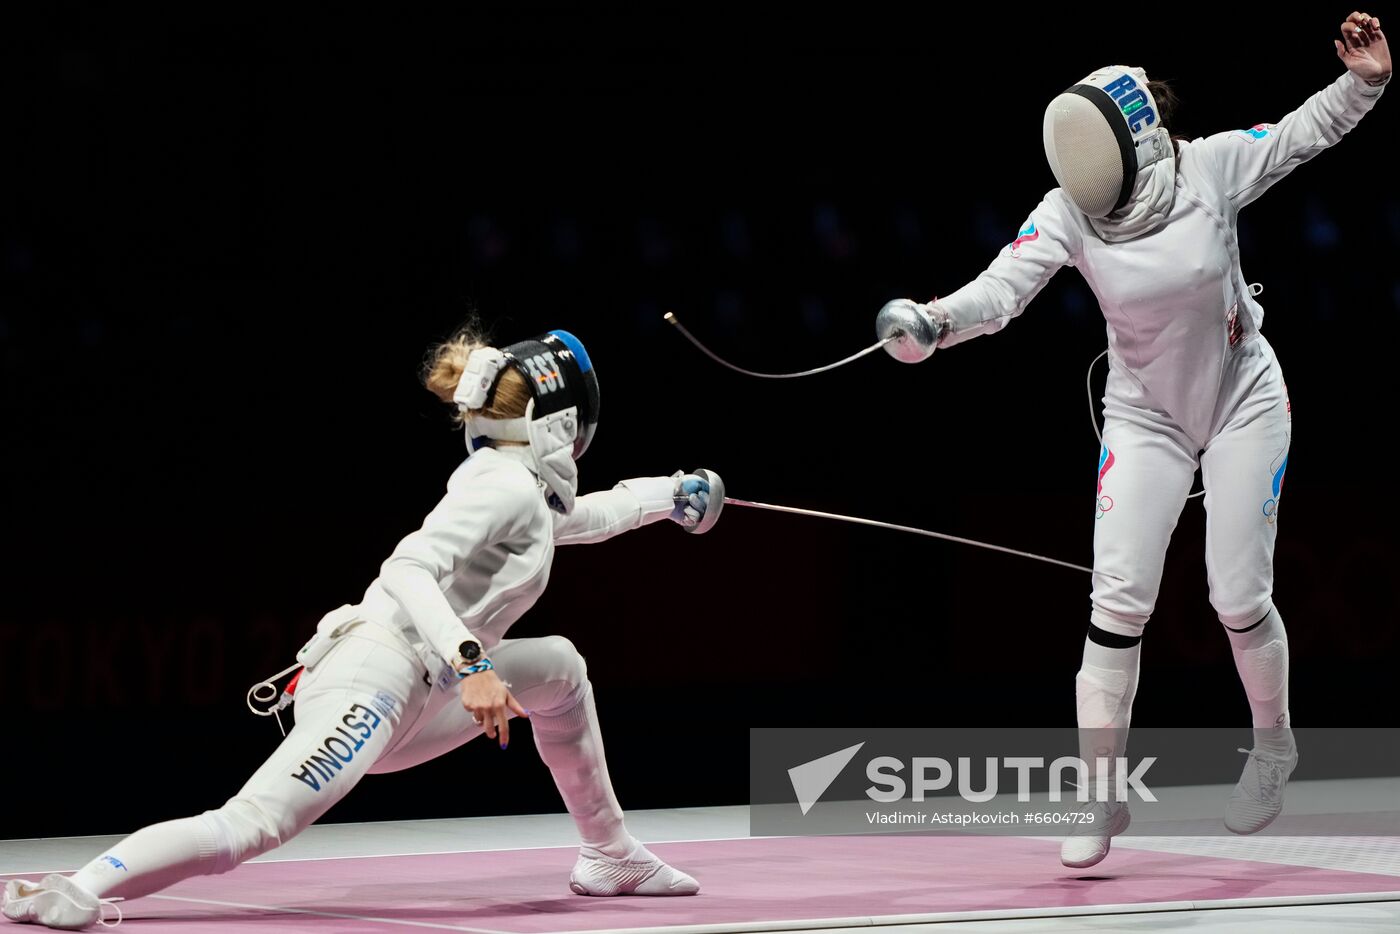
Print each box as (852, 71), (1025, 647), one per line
(453, 639), (484, 675)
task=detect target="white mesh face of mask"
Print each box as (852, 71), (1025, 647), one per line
(1043, 93), (1126, 218)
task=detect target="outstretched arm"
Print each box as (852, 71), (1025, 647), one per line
(552, 477), (677, 545)
(554, 470), (721, 544)
(925, 190), (1082, 349)
(1199, 12), (1389, 212)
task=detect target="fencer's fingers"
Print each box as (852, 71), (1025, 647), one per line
(496, 707), (511, 748)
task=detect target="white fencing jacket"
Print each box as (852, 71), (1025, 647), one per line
(356, 445), (675, 668)
(935, 71), (1387, 447)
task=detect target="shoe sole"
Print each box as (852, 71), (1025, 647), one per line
(1061, 850), (1109, 870)
(568, 873), (697, 897)
(1224, 807), (1282, 835)
(1061, 808), (1132, 869)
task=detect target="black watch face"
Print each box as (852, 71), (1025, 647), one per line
(459, 640), (482, 662)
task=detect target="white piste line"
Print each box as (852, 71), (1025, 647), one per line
(1107, 839), (1400, 877)
(248, 832), (775, 865)
(497, 891), (1400, 934)
(0, 806), (749, 846)
(146, 893), (513, 933)
(0, 834), (777, 874)
(12, 827), (1400, 873)
(1012, 833), (1400, 877)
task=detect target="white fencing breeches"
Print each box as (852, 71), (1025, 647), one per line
(1090, 336), (1291, 637)
(71, 624), (628, 901)
(1080, 336), (1292, 746)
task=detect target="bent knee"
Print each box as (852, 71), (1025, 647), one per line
(528, 634), (588, 687)
(504, 636), (591, 719)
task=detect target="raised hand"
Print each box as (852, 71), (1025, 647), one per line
(1335, 11), (1392, 83)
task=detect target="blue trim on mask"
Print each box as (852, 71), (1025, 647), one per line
(548, 329), (593, 373)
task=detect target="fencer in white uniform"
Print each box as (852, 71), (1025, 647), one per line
(4, 329), (722, 929)
(884, 15), (1389, 867)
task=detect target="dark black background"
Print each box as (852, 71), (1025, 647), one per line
(2, 7), (1395, 839)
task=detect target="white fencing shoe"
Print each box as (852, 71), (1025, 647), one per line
(1225, 746), (1298, 835)
(1060, 800), (1132, 869)
(2, 874), (119, 930)
(569, 843), (699, 896)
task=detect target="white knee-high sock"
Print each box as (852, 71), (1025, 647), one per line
(529, 683), (633, 859)
(69, 814), (222, 901)
(1076, 627), (1142, 799)
(1077, 630), (1142, 729)
(1224, 605), (1294, 756)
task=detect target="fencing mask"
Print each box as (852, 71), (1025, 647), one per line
(1043, 66), (1173, 218)
(453, 329), (600, 514)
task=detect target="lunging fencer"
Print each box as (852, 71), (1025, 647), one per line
(3, 327), (720, 929)
(876, 13), (1389, 867)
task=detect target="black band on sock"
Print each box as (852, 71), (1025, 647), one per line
(1088, 624), (1142, 649)
(1223, 615), (1267, 634)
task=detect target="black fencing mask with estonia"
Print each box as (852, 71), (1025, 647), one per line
(1043, 65), (1173, 219)
(453, 329), (600, 513)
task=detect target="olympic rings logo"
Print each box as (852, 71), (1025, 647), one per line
(1095, 446), (1116, 520)
(1263, 453), (1287, 525)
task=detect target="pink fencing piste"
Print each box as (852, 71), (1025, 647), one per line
(34, 835), (1400, 932)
